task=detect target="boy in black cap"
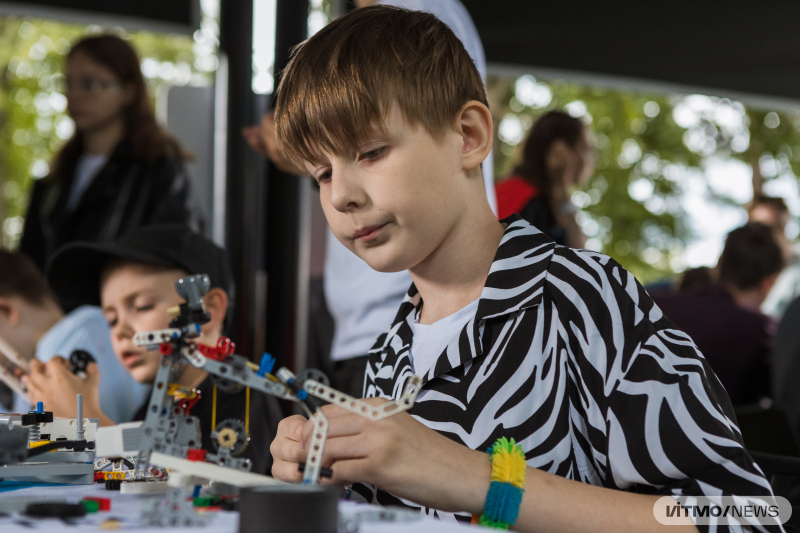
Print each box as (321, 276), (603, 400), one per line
(23, 224), (279, 474)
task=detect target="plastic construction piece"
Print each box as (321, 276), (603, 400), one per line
(82, 499), (99, 513)
(69, 350), (95, 378)
(120, 480), (170, 494)
(187, 448), (207, 462)
(197, 337), (236, 361)
(211, 419), (249, 455)
(99, 518), (122, 530)
(257, 353), (275, 377)
(141, 487), (212, 528)
(83, 497), (110, 512)
(0, 425), (29, 465)
(193, 496), (214, 507)
(24, 502), (87, 518)
(148, 451), (284, 487)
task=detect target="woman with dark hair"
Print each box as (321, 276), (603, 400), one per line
(495, 110), (594, 247)
(20, 34), (203, 272)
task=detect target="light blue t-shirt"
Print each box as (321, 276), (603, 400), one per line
(13, 306), (150, 423)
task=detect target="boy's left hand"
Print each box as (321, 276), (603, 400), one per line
(21, 357), (102, 419)
(300, 398), (491, 514)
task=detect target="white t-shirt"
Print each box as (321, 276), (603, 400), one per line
(325, 0), (496, 361)
(66, 153), (108, 212)
(409, 299), (479, 378)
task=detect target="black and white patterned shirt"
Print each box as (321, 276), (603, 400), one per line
(358, 215), (778, 531)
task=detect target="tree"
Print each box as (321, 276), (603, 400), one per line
(489, 75), (800, 284)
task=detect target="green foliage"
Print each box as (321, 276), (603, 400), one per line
(0, 16), (205, 250)
(490, 75), (800, 284)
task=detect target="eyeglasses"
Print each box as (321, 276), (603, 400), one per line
(55, 76), (121, 95)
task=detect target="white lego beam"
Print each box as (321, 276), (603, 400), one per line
(149, 452), (287, 487)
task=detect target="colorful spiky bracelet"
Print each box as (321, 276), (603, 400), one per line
(472, 437), (526, 529)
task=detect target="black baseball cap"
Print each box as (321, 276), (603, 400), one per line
(46, 225), (234, 312)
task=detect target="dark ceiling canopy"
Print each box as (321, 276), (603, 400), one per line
(461, 0), (800, 104)
(0, 0), (199, 34)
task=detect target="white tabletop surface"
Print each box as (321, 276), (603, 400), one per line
(0, 482), (484, 532)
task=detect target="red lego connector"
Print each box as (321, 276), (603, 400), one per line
(197, 337), (236, 361)
(187, 449), (207, 462)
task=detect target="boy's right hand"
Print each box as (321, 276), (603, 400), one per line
(270, 415), (308, 482)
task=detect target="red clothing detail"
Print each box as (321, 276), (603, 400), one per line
(495, 175), (540, 219)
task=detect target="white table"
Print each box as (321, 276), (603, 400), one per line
(0, 482), (483, 532)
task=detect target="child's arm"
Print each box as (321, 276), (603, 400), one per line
(268, 402), (697, 532)
(22, 357), (116, 426)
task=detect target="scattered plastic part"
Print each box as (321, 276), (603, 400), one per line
(197, 337), (236, 361)
(0, 425), (28, 466)
(187, 448), (207, 462)
(105, 478), (121, 491)
(119, 480), (170, 494)
(24, 502), (87, 518)
(0, 497), (67, 514)
(99, 518), (122, 530)
(141, 487), (212, 527)
(211, 419), (249, 455)
(298, 462), (333, 479)
(193, 496), (214, 507)
(83, 497), (110, 512)
(257, 353), (275, 377)
(36, 402), (43, 413)
(69, 350), (95, 378)
(82, 499), (99, 513)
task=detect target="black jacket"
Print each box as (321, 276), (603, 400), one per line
(21, 141), (204, 274)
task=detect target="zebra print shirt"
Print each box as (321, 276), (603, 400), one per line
(358, 215), (778, 532)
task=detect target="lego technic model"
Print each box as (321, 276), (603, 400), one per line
(0, 395), (98, 484)
(92, 273), (421, 526)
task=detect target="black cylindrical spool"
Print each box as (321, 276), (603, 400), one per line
(239, 485), (338, 533)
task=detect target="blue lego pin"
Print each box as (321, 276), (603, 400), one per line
(257, 353), (275, 377)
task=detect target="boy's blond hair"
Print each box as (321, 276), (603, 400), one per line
(274, 5), (487, 166)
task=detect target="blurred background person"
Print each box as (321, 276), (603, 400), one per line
(495, 110), (595, 248)
(675, 266), (713, 293)
(748, 194), (800, 319)
(20, 34), (203, 282)
(653, 222), (784, 406)
(0, 248), (147, 420)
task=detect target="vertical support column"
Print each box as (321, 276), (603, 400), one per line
(263, 0), (309, 372)
(219, 0), (260, 359)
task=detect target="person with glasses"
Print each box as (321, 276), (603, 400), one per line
(19, 34), (204, 286)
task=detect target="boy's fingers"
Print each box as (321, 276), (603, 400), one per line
(29, 359), (45, 373)
(314, 434), (370, 469)
(271, 460), (303, 483)
(85, 362), (101, 385)
(322, 458), (367, 487)
(301, 412), (369, 448)
(271, 436), (307, 465)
